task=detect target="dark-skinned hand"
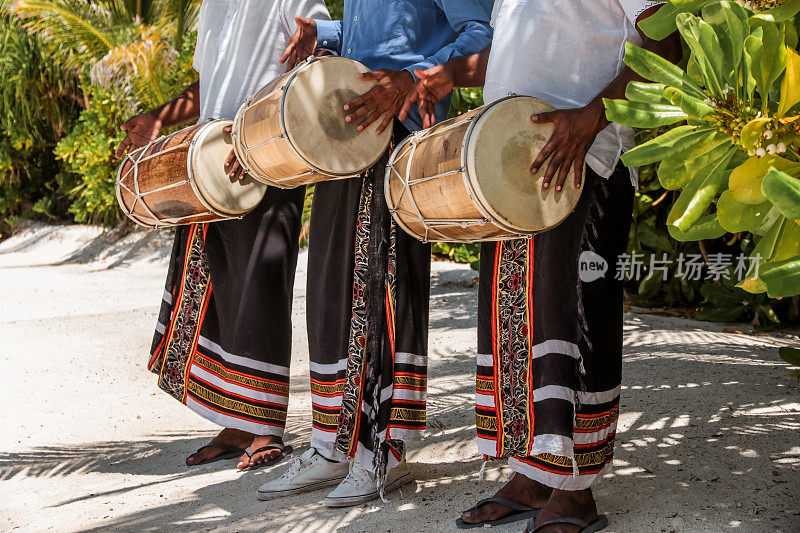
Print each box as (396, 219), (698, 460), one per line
(115, 111), (162, 159)
(530, 101), (608, 191)
(399, 65), (454, 129)
(222, 125), (246, 181)
(279, 17), (318, 71)
(344, 69), (415, 135)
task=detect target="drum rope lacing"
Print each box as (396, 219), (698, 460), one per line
(117, 130), (237, 228)
(386, 120), (491, 243)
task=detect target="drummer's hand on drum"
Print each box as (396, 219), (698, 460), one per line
(344, 69), (415, 135)
(280, 17), (318, 70)
(222, 125), (246, 181)
(529, 101), (607, 192)
(399, 65), (454, 129)
(115, 111), (162, 159)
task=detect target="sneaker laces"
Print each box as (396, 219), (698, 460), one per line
(340, 459), (375, 487)
(278, 447), (316, 480)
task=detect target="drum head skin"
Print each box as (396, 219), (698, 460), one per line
(191, 120), (268, 215)
(284, 56), (392, 175)
(466, 97), (584, 234)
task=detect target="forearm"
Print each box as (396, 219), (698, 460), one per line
(147, 82), (201, 127)
(591, 6), (682, 128)
(450, 45), (491, 87)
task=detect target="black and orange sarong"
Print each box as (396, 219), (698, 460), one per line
(476, 164), (633, 490)
(148, 186), (305, 437)
(306, 122), (431, 476)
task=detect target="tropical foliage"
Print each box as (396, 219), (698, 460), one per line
(605, 0), (800, 301)
(2, 0), (798, 325)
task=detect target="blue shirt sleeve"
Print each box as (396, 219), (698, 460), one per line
(315, 19), (343, 55)
(404, 0), (493, 78)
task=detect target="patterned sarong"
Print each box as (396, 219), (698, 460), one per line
(149, 186), (304, 436)
(306, 122), (431, 476)
(477, 165), (633, 490)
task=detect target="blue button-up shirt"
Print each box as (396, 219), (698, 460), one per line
(315, 0), (493, 132)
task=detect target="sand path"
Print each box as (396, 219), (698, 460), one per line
(0, 224), (798, 532)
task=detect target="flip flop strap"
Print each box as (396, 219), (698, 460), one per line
(474, 497), (537, 512)
(195, 443), (241, 455)
(529, 516), (589, 532)
(245, 444), (285, 458)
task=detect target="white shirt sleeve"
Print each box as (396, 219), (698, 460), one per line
(280, 0), (330, 35)
(618, 0), (664, 25)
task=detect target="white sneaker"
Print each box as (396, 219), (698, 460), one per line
(323, 459), (412, 508)
(257, 447), (348, 501)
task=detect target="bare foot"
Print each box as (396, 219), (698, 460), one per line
(186, 428), (254, 466)
(527, 488), (599, 533)
(460, 473), (552, 525)
(237, 434), (286, 470)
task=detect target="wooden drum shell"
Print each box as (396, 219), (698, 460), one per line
(386, 96), (583, 244)
(116, 121), (265, 228)
(232, 76), (314, 188)
(385, 108), (513, 243)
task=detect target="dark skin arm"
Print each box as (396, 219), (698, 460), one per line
(399, 46), (491, 128)
(115, 82), (200, 159)
(404, 5), (683, 190)
(116, 82), (247, 180)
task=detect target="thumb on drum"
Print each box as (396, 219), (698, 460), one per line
(531, 112), (556, 124)
(358, 70), (385, 81)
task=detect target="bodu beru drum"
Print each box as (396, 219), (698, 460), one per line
(116, 120), (267, 228)
(231, 56), (392, 188)
(385, 96), (584, 243)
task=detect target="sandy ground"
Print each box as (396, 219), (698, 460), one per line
(0, 223), (798, 533)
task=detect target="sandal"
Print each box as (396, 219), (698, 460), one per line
(186, 442), (246, 466)
(526, 515), (608, 532)
(455, 497), (541, 529)
(238, 444), (294, 472)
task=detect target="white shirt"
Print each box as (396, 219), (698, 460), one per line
(484, 0), (662, 184)
(194, 0), (330, 122)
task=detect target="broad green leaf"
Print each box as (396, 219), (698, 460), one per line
(742, 34), (760, 101)
(730, 155), (800, 204)
(779, 347), (800, 367)
(773, 217), (800, 261)
(639, 3), (682, 40)
(658, 143), (734, 190)
(786, 18), (800, 49)
(677, 13), (728, 97)
(740, 117), (772, 150)
(737, 275), (768, 294)
(754, 205), (783, 236)
(749, 0), (800, 25)
(702, 1), (749, 75)
(761, 257), (800, 297)
(669, 148), (736, 231)
(638, 221), (674, 251)
(761, 167), (800, 220)
(668, 213), (726, 241)
(778, 47), (800, 117)
(672, 0), (720, 10)
(663, 87), (716, 117)
(717, 191), (772, 233)
(623, 125), (726, 167)
(603, 99), (688, 127)
(638, 271), (664, 299)
(623, 42), (707, 100)
(625, 82), (668, 104)
(750, 24), (788, 104)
